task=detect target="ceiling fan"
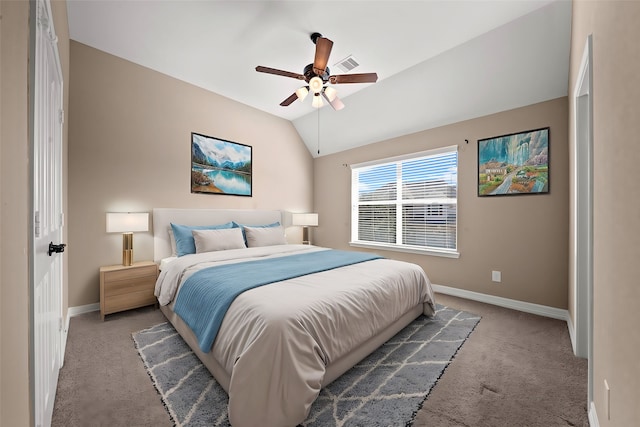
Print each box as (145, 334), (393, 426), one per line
(255, 32), (378, 110)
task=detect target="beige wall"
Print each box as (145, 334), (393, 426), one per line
(570, 1), (640, 425)
(314, 97), (569, 309)
(68, 41), (314, 307)
(0, 2), (31, 425)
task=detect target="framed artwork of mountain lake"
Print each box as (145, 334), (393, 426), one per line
(478, 127), (549, 197)
(191, 132), (252, 196)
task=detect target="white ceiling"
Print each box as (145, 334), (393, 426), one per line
(66, 0), (572, 157)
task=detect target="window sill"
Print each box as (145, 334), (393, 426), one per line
(349, 241), (460, 258)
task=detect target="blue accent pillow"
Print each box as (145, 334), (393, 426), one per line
(171, 222), (235, 257)
(232, 221), (281, 245)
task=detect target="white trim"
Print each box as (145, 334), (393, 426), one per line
(350, 144), (458, 169)
(566, 313), (577, 355)
(67, 302), (100, 317)
(432, 284), (569, 321)
(588, 401), (600, 427)
(61, 303), (100, 366)
(350, 241), (460, 258)
(572, 34), (593, 360)
(60, 323), (68, 368)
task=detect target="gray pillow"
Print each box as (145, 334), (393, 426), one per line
(243, 225), (287, 248)
(192, 228), (246, 253)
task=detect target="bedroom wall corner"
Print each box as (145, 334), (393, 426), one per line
(68, 42), (313, 308)
(313, 97), (569, 310)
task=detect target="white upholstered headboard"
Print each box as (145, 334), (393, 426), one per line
(153, 208), (283, 262)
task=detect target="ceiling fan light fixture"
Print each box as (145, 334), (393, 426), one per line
(256, 33), (378, 111)
(295, 86), (309, 102)
(323, 86), (337, 102)
(312, 93), (323, 108)
(309, 76), (324, 94)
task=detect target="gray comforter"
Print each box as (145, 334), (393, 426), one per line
(155, 245), (435, 426)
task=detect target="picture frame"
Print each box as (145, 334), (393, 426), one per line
(191, 132), (252, 196)
(477, 127), (549, 197)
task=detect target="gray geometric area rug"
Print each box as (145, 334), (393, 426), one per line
(132, 305), (480, 427)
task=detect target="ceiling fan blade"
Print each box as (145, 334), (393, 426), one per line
(280, 92), (298, 106)
(313, 37), (333, 75)
(256, 66), (305, 80)
(329, 73), (378, 84)
(322, 92), (345, 111)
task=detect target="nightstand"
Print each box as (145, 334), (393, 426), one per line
(100, 261), (158, 321)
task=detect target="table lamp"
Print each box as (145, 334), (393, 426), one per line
(291, 213), (319, 245)
(106, 212), (149, 266)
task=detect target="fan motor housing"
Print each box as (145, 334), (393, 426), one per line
(304, 63), (330, 83)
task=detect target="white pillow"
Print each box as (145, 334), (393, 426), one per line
(168, 226), (178, 256)
(192, 228), (246, 253)
(243, 225), (287, 248)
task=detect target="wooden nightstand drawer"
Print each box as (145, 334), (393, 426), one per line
(103, 287), (155, 313)
(103, 274), (156, 297)
(103, 264), (157, 283)
(100, 261), (158, 320)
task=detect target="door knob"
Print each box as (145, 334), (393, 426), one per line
(48, 242), (66, 256)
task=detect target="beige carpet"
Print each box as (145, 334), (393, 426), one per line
(52, 294), (588, 426)
(416, 295), (588, 427)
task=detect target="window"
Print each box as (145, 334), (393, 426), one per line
(350, 145), (458, 257)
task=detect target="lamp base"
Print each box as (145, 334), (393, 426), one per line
(122, 249), (133, 266)
(302, 227), (311, 245)
(122, 233), (133, 266)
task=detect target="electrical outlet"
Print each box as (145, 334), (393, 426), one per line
(604, 379), (610, 420)
(492, 271), (501, 282)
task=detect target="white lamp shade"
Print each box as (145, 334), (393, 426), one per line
(309, 76), (323, 94)
(295, 86), (309, 102)
(291, 213), (319, 227)
(106, 212), (149, 233)
(323, 86), (337, 102)
(312, 94), (324, 108)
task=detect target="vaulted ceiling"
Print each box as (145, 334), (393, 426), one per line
(66, 0), (571, 157)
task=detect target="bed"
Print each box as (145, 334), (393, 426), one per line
(152, 208), (435, 427)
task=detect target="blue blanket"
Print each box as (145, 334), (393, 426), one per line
(173, 250), (382, 352)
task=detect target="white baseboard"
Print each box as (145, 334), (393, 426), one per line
(432, 284), (570, 321)
(64, 303), (99, 344)
(67, 302), (100, 317)
(61, 303), (100, 367)
(65, 303), (100, 331)
(589, 401), (600, 427)
(60, 322), (68, 368)
(566, 313), (577, 355)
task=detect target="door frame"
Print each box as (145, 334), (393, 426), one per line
(572, 34), (593, 403)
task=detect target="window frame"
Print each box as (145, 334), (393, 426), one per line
(350, 145), (460, 258)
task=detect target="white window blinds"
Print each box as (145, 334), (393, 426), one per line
(351, 145), (458, 256)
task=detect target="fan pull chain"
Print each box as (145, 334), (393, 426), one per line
(317, 107), (320, 155)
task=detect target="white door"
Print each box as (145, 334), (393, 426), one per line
(32, 0), (64, 425)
